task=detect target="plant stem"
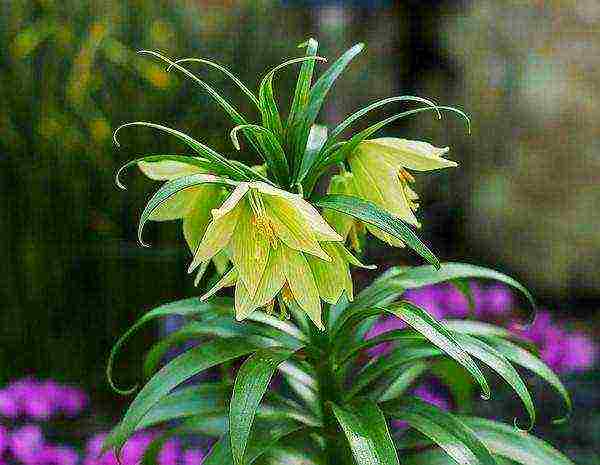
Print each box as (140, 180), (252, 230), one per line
(314, 333), (354, 465)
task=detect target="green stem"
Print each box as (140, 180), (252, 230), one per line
(313, 331), (354, 465)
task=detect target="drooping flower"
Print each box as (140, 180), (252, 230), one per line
(188, 181), (360, 328)
(137, 159), (229, 281)
(348, 137), (457, 246)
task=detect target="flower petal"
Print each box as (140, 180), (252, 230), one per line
(138, 159), (206, 181)
(362, 138), (456, 171)
(307, 243), (350, 305)
(182, 185), (223, 251)
(283, 249), (323, 330)
(253, 182), (342, 242)
(350, 152), (420, 227)
(149, 188), (201, 221)
(188, 200), (242, 273)
(230, 203), (270, 297)
(201, 267), (238, 301)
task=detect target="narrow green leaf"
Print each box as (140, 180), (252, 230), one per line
(460, 417), (575, 465)
(106, 297), (231, 395)
(335, 329), (425, 366)
(115, 155), (212, 190)
(204, 419), (304, 465)
(454, 334), (535, 430)
(391, 262), (536, 320)
(329, 95), (442, 138)
(258, 56), (327, 140)
(230, 347), (297, 465)
(230, 124), (289, 184)
(384, 396), (497, 465)
(103, 338), (257, 452)
(315, 194), (439, 268)
(376, 361), (430, 402)
(143, 319), (303, 378)
(443, 321), (514, 339)
(169, 57), (260, 108)
(138, 50), (250, 127)
(138, 173), (237, 246)
(385, 302), (491, 400)
(330, 400), (400, 465)
(482, 336), (571, 422)
(346, 343), (442, 400)
(287, 38), (319, 134)
(113, 121), (265, 182)
(137, 383), (228, 429)
(295, 124), (328, 183)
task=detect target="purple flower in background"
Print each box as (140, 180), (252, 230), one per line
(367, 283), (596, 374)
(183, 448), (205, 465)
(0, 391), (18, 418)
(0, 425), (9, 457)
(9, 425), (45, 464)
(158, 438), (182, 465)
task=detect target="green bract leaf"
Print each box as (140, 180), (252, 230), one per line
(103, 338), (257, 453)
(138, 50), (250, 127)
(315, 194), (439, 268)
(384, 396), (496, 465)
(230, 124), (289, 185)
(230, 347), (298, 465)
(331, 400), (400, 465)
(291, 43), (364, 173)
(347, 343), (442, 400)
(454, 334), (535, 430)
(385, 302), (491, 400)
(482, 336), (571, 422)
(258, 56), (327, 140)
(375, 361), (430, 403)
(138, 173), (237, 247)
(460, 417), (575, 465)
(113, 121), (265, 182)
(329, 95), (442, 138)
(287, 39), (319, 123)
(169, 57), (260, 108)
(106, 297), (231, 395)
(295, 124), (328, 184)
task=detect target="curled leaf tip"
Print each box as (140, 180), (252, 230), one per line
(479, 390), (491, 401)
(513, 416), (533, 433)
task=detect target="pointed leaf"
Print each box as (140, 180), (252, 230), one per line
(460, 417), (574, 465)
(315, 194), (439, 268)
(106, 297), (231, 395)
(482, 336), (571, 422)
(115, 155), (212, 189)
(330, 399), (400, 465)
(137, 383), (228, 429)
(230, 347), (297, 465)
(453, 334), (535, 429)
(384, 396), (496, 465)
(386, 302), (491, 400)
(104, 338), (257, 452)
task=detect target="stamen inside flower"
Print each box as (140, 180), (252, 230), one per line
(249, 190), (279, 249)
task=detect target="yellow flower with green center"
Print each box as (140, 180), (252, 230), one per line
(186, 181), (366, 328)
(348, 137), (457, 246)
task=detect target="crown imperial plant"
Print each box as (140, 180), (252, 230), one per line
(105, 39), (576, 465)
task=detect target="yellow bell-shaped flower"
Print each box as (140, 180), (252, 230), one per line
(348, 137), (457, 245)
(188, 181), (344, 328)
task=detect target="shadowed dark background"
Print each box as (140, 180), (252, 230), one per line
(1, 0), (598, 461)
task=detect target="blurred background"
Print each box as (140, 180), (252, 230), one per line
(1, 0), (598, 463)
